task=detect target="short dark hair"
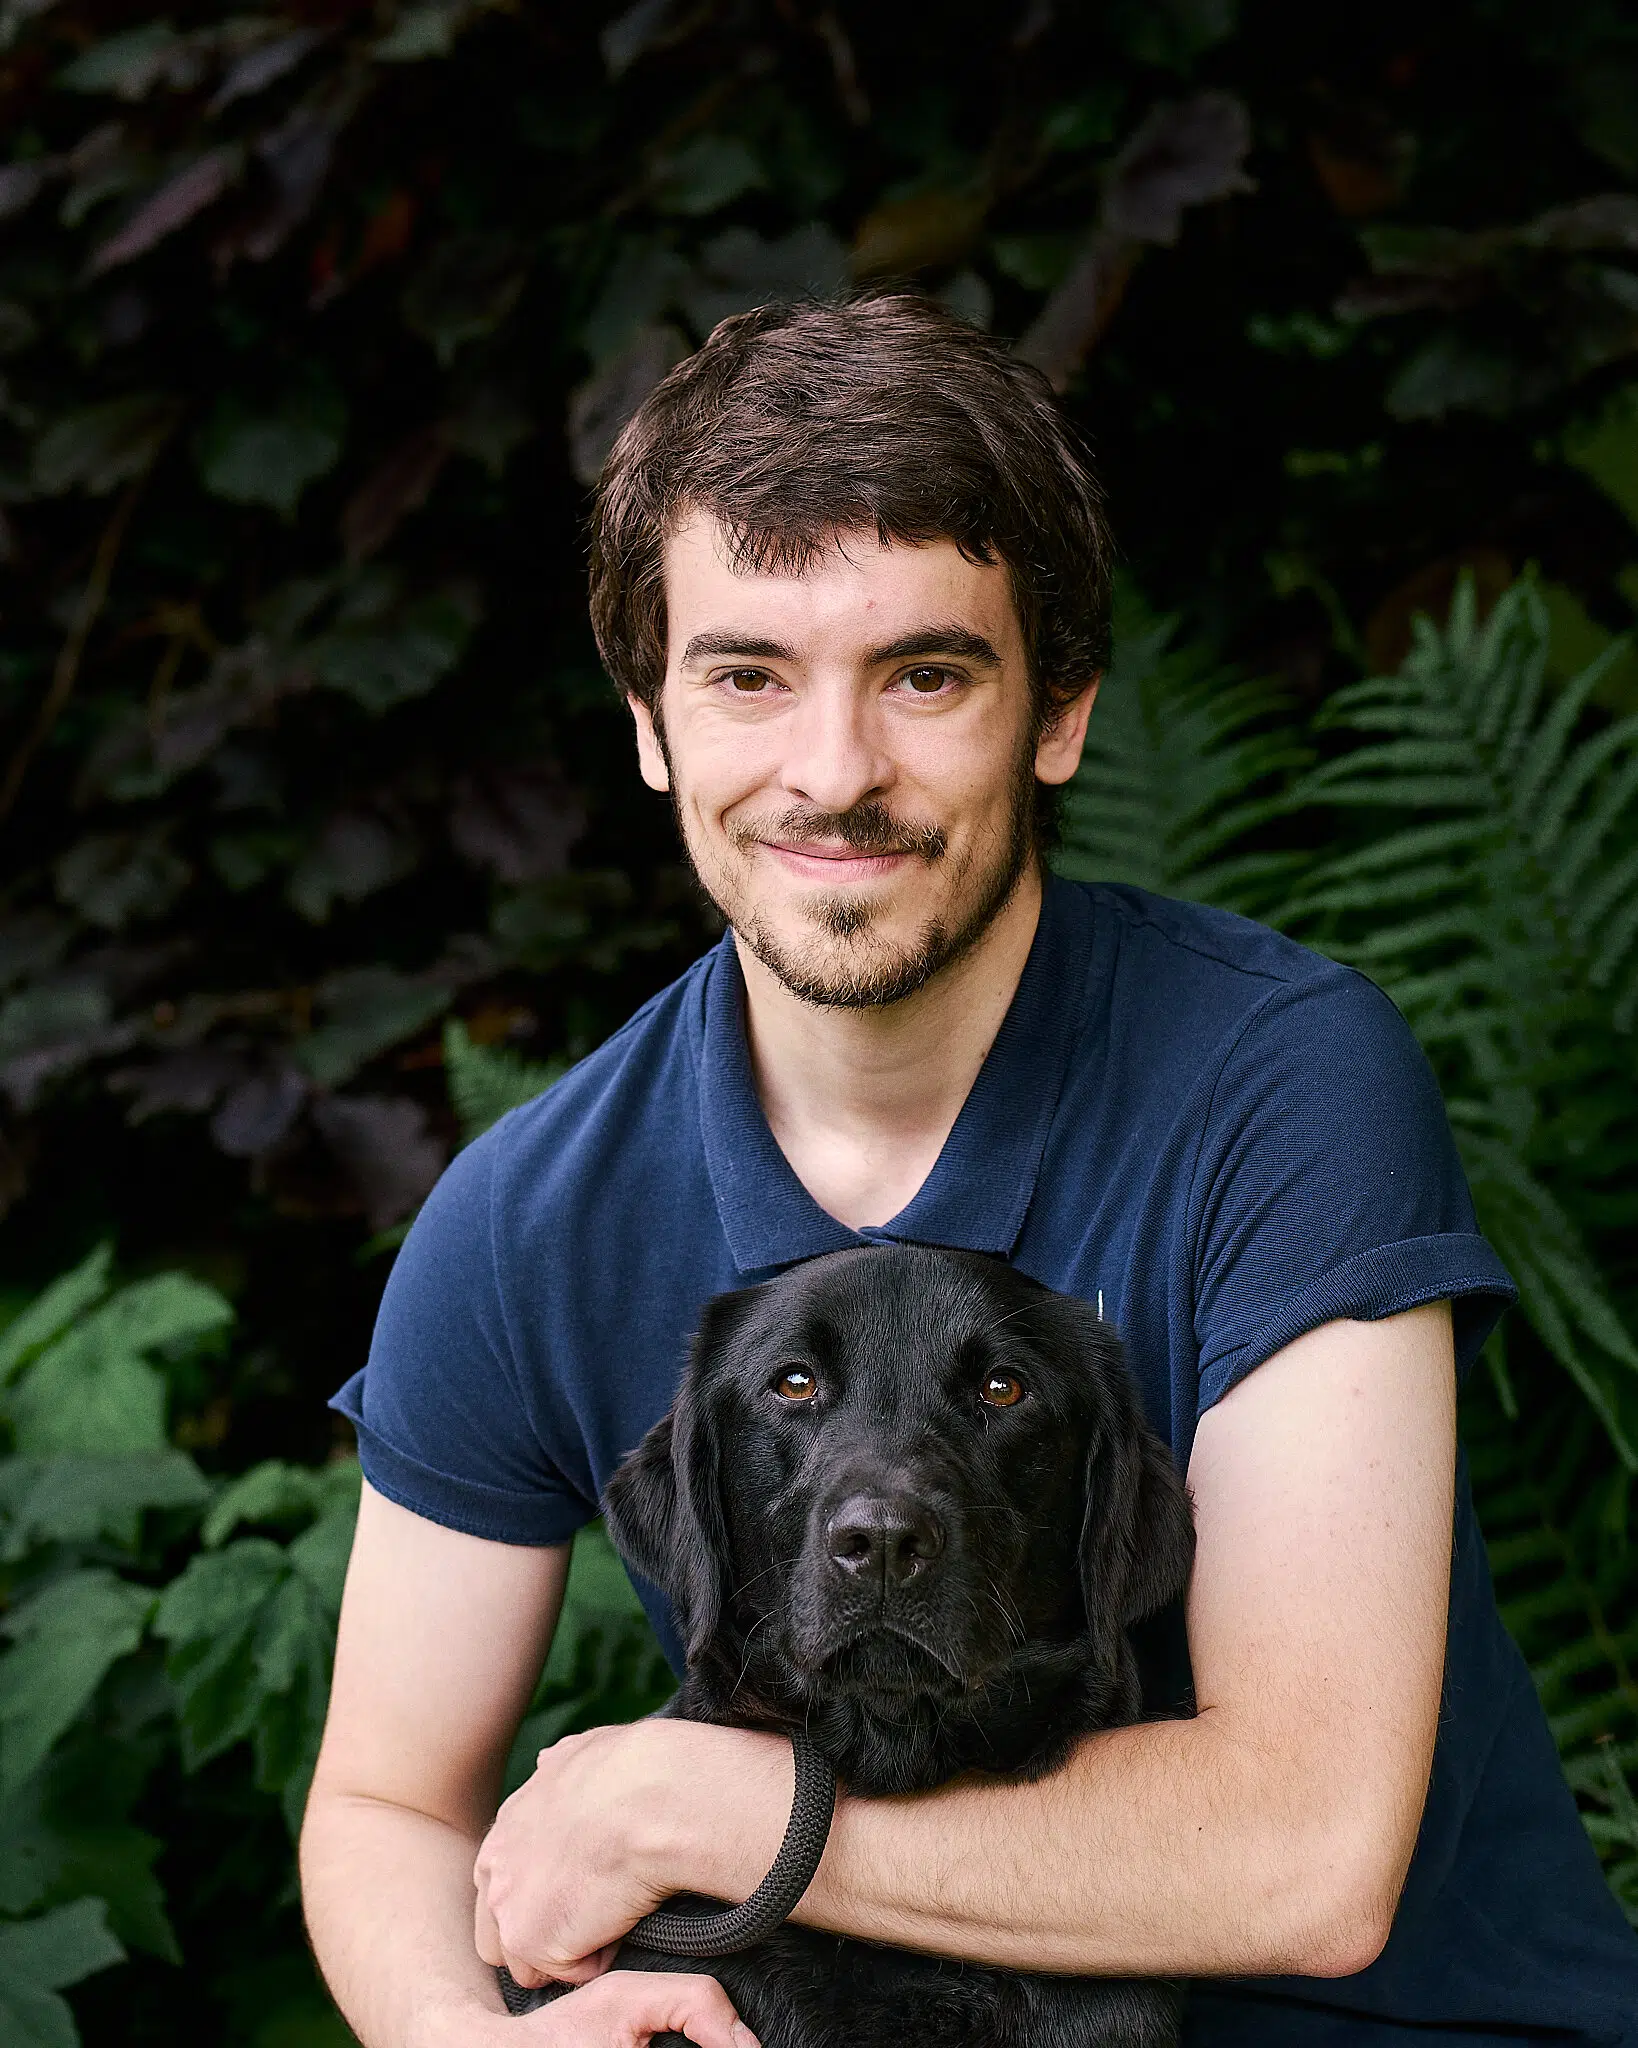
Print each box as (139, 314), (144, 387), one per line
(587, 294), (1113, 734)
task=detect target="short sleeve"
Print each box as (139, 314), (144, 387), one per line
(329, 1128), (593, 1546)
(1190, 969), (1516, 1413)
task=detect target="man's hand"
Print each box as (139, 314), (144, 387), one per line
(474, 1720), (792, 1988)
(468, 1970), (758, 2048)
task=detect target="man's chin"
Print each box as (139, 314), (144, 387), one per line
(740, 916), (947, 1010)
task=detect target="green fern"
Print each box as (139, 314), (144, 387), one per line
(442, 1018), (565, 1146)
(1464, 1371), (1638, 1921)
(1277, 580), (1638, 1461)
(1055, 587), (1311, 915)
(1282, 577), (1638, 1050)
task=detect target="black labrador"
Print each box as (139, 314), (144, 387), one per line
(599, 1243), (1195, 2048)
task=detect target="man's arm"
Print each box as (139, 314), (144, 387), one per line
(476, 1303), (1456, 1983)
(300, 1485), (753, 2048)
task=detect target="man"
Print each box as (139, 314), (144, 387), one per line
(301, 296), (1638, 2047)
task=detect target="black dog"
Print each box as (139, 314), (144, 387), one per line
(600, 1244), (1195, 2048)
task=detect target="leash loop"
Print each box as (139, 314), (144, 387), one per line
(497, 1729), (837, 2013)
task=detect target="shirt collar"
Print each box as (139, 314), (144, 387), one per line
(694, 874), (1095, 1276)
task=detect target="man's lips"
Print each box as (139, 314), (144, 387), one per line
(759, 839), (912, 880)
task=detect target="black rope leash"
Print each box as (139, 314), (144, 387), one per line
(497, 1729), (837, 2016)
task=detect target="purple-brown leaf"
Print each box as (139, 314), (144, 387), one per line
(89, 148), (243, 275)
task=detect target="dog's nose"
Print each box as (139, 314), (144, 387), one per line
(825, 1494), (946, 1585)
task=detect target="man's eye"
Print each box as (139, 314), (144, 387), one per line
(979, 1370), (1025, 1408)
(894, 667), (957, 696)
(773, 1367), (818, 1401)
(722, 670), (776, 693)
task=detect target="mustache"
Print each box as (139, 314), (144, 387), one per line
(731, 800), (947, 863)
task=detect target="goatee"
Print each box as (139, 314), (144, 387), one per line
(678, 753), (1040, 1010)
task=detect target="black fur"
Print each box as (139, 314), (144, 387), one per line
(601, 1244), (1195, 2048)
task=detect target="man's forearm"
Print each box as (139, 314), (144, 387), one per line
(301, 1785), (508, 2048)
(660, 1707), (1408, 1981)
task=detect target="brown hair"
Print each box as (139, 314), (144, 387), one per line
(587, 294), (1113, 735)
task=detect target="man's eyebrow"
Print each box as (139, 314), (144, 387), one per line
(676, 625), (1005, 669)
(864, 627), (1003, 668)
(679, 631), (795, 666)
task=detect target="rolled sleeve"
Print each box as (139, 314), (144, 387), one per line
(330, 1126), (595, 1545)
(1190, 970), (1517, 1414)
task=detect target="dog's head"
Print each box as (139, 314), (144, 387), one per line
(603, 1245), (1193, 1791)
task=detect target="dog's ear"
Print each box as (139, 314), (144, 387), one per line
(1077, 1330), (1195, 1635)
(601, 1285), (763, 1663)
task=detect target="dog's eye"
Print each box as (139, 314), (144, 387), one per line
(979, 1370), (1025, 1408)
(773, 1366), (818, 1402)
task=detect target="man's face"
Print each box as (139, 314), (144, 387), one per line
(631, 511), (1094, 1008)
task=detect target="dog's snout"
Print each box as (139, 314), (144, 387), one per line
(825, 1493), (946, 1585)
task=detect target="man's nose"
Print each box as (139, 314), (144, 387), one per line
(780, 688), (893, 817)
(825, 1493), (946, 1586)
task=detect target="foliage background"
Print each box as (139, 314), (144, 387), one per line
(2, 0), (1638, 2038)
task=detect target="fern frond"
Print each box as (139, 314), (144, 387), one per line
(1287, 581), (1638, 1029)
(443, 1019), (564, 1146)
(1055, 589), (1309, 914)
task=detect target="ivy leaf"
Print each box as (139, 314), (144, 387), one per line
(566, 323), (687, 485)
(286, 812), (420, 925)
(285, 1463), (361, 1610)
(0, 1898), (124, 2048)
(293, 967), (449, 1087)
(57, 23), (199, 100)
(308, 588), (478, 714)
(89, 146), (242, 274)
(402, 232), (527, 365)
(0, 984), (131, 1118)
(210, 26), (327, 112)
(202, 1457), (356, 1549)
(0, 1451), (210, 1561)
(30, 396), (178, 496)
(0, 1247), (113, 1385)
(1385, 334), (1531, 421)
(54, 831), (192, 931)
(152, 1539), (290, 1770)
(154, 1535), (341, 1822)
(650, 134), (764, 216)
(311, 1094), (446, 1230)
(0, 1766), (178, 1961)
(675, 224), (848, 335)
(6, 1274), (234, 1457)
(209, 1061), (309, 1159)
(374, 0), (493, 64)
(449, 763), (585, 884)
(0, 1573), (154, 1799)
(195, 375), (347, 517)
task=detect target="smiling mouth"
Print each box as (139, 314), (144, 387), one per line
(762, 841), (913, 877)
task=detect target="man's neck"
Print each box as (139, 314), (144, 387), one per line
(736, 866), (1045, 1230)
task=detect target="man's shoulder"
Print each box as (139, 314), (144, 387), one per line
(1084, 880), (1350, 1000)
(1076, 879), (1382, 1053)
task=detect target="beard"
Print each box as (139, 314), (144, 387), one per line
(671, 742), (1040, 1011)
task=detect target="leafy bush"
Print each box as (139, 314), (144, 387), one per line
(0, 1239), (668, 2045)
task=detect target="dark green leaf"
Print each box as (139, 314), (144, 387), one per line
(0, 1574), (153, 1799)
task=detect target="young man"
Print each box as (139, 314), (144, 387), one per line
(301, 297), (1638, 2047)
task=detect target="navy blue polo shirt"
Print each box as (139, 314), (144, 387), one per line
(333, 876), (1638, 2045)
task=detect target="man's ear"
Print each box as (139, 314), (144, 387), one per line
(601, 1285), (764, 1662)
(628, 691), (671, 793)
(1034, 672), (1101, 787)
(1077, 1332), (1195, 1638)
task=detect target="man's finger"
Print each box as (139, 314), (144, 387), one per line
(474, 1890), (504, 1970)
(563, 1969), (757, 2048)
